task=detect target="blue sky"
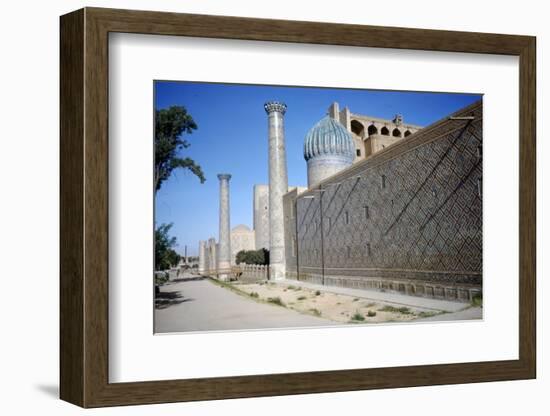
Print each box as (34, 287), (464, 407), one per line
(154, 81), (481, 256)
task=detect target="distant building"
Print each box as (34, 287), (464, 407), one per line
(230, 224), (255, 265)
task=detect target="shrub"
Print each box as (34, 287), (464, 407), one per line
(309, 308), (322, 317)
(367, 310), (377, 317)
(154, 272), (169, 285)
(249, 292), (259, 298)
(315, 290), (321, 296)
(417, 311), (438, 318)
(379, 305), (412, 315)
(235, 248), (270, 265)
(471, 293), (483, 307)
(267, 297), (285, 306)
(351, 311), (365, 321)
(297, 295), (307, 301)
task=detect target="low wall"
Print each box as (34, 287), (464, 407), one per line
(231, 264), (269, 282)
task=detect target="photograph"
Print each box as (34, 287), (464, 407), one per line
(153, 81), (483, 333)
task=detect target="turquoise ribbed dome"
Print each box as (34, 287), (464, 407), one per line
(304, 116), (355, 162)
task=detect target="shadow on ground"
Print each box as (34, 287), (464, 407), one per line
(169, 276), (207, 283)
(155, 290), (194, 310)
(35, 384), (58, 399)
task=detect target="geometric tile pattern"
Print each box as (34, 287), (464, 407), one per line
(284, 101), (482, 287)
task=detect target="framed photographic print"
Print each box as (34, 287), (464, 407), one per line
(60, 7), (536, 408)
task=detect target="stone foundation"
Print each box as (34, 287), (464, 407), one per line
(288, 271), (481, 303)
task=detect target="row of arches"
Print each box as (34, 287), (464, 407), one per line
(351, 119), (412, 139)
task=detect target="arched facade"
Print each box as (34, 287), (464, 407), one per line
(368, 124), (378, 136)
(325, 102), (423, 161)
(350, 119), (365, 138)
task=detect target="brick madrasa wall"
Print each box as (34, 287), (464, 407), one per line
(283, 101), (482, 302)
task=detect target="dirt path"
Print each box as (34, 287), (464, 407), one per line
(229, 281), (457, 324)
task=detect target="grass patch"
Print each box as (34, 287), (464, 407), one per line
(209, 277), (233, 289)
(351, 311), (365, 321)
(367, 310), (377, 317)
(365, 302), (376, 308)
(417, 311), (440, 318)
(267, 296), (285, 307)
(471, 293), (483, 307)
(210, 278), (265, 302)
(297, 295), (307, 301)
(309, 308), (322, 317)
(379, 305), (413, 315)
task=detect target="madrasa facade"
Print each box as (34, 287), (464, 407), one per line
(199, 100), (482, 302)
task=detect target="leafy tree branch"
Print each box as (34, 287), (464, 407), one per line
(155, 105), (205, 192)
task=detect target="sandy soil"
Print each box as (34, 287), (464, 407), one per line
(227, 281), (450, 324)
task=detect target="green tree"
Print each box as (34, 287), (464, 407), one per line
(155, 223), (181, 270)
(164, 248), (181, 269)
(235, 248), (270, 265)
(155, 105), (205, 192)
(235, 250), (248, 265)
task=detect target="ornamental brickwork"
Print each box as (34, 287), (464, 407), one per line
(283, 101), (483, 302)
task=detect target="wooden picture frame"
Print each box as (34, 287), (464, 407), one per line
(60, 7), (536, 408)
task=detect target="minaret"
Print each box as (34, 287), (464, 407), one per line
(217, 174), (232, 280)
(208, 237), (217, 275)
(264, 101), (289, 281)
(198, 240), (206, 275)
